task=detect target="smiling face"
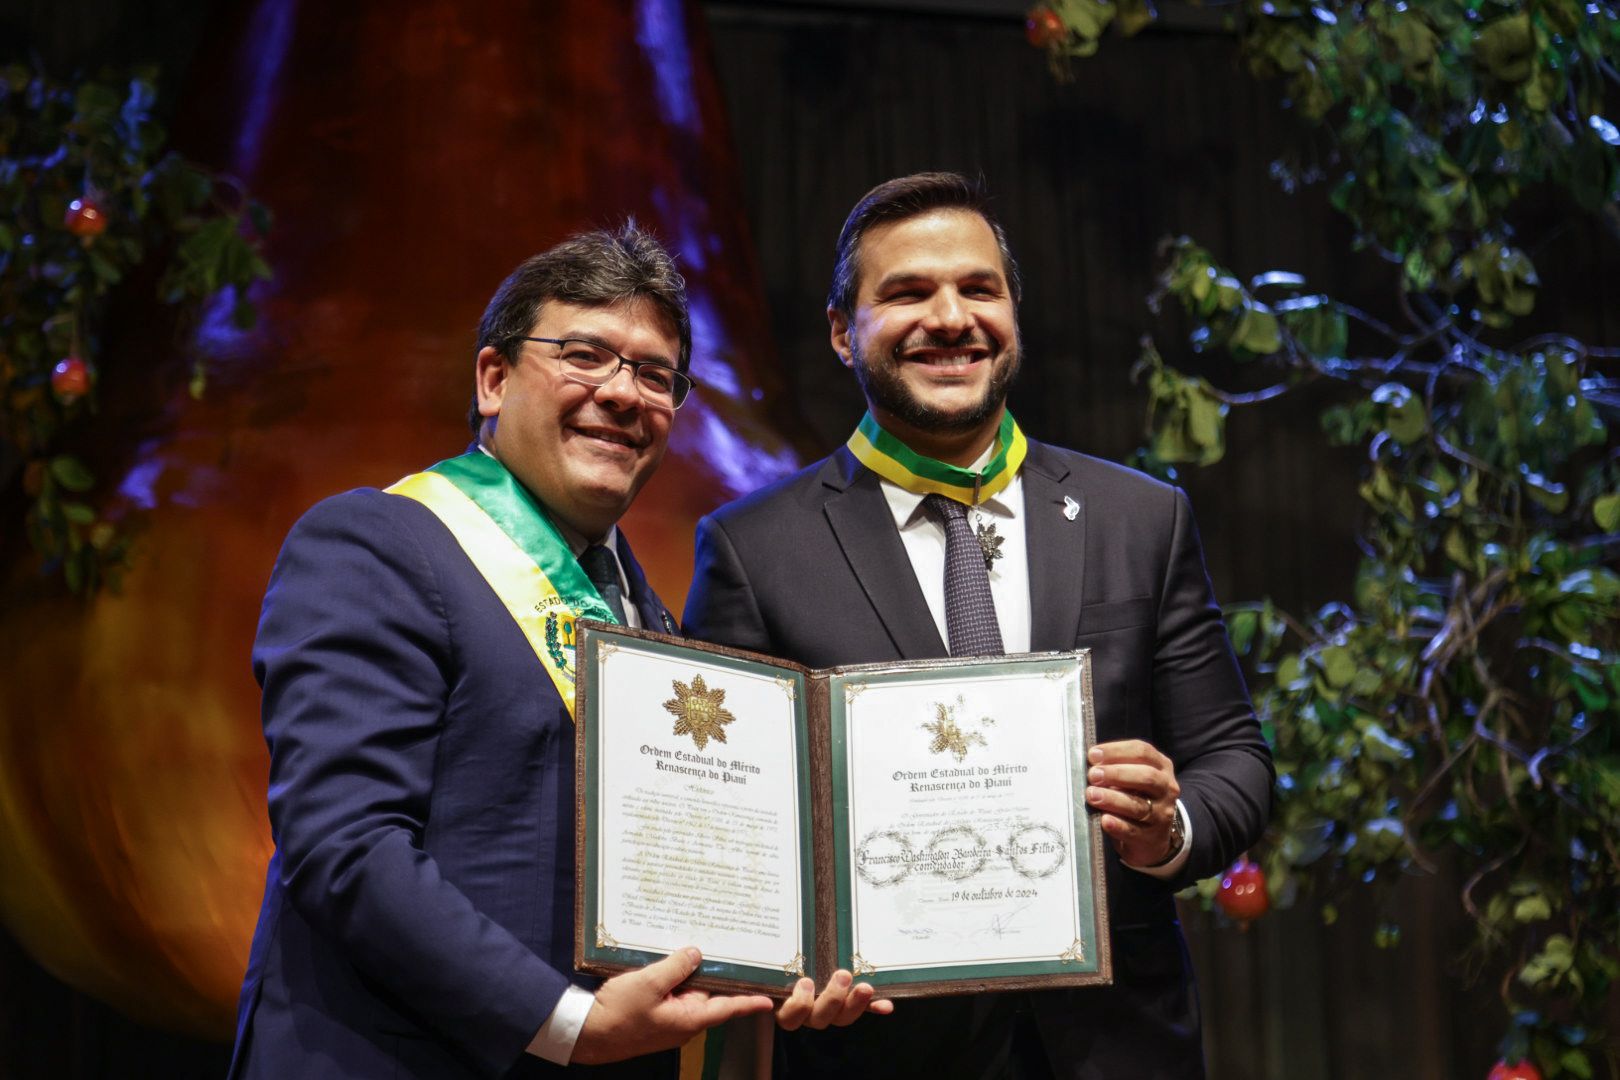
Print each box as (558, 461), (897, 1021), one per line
(830, 208), (1020, 463)
(475, 298), (677, 540)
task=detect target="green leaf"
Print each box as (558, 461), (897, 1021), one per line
(1579, 752), (1620, 815)
(1389, 13), (1436, 74)
(1519, 935), (1575, 987)
(1288, 305), (1348, 360)
(1115, 0), (1157, 37)
(49, 456), (95, 493)
(1359, 722), (1411, 763)
(1560, 1049), (1593, 1079)
(1474, 13), (1535, 83)
(1444, 527), (1472, 569)
(1228, 609), (1258, 654)
(1277, 653), (1306, 690)
(1372, 383), (1426, 444)
(1147, 370), (1228, 467)
(1512, 895), (1552, 923)
(61, 502), (95, 525)
(1234, 305), (1282, 355)
(1321, 405), (1362, 446)
(1402, 249), (1436, 291)
(1320, 646), (1357, 689)
(1521, 468), (1569, 514)
(1594, 493), (1620, 533)
(1189, 393), (1222, 452)
(1055, 0), (1116, 42)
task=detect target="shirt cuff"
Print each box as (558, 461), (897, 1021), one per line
(1123, 799), (1193, 880)
(526, 985), (596, 1065)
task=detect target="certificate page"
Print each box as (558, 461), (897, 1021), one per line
(833, 657), (1101, 987)
(587, 639), (811, 982)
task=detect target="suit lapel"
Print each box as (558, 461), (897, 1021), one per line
(1022, 441), (1087, 652)
(821, 449), (947, 660)
(615, 531), (678, 635)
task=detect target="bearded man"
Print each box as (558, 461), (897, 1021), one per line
(683, 173), (1273, 1079)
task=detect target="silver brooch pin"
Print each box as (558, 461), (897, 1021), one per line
(1063, 496), (1080, 521)
(973, 520), (1004, 571)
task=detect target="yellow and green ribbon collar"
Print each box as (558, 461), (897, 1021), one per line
(846, 410), (1027, 505)
(384, 452), (617, 719)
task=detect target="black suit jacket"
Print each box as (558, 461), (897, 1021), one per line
(683, 442), (1273, 1079)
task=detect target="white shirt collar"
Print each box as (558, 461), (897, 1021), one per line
(876, 441), (1021, 532)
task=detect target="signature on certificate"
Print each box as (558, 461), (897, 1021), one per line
(987, 902), (1034, 938)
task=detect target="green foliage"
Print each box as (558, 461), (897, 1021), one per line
(0, 66), (272, 595)
(1047, 0), (1620, 1070)
(1029, 0), (1160, 68)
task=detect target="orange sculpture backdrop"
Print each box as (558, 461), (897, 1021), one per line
(0, 0), (808, 1038)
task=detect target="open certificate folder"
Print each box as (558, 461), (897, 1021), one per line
(573, 621), (1112, 999)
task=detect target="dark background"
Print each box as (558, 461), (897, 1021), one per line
(2, 0), (1615, 1076)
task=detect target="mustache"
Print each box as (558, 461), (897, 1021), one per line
(893, 330), (996, 356)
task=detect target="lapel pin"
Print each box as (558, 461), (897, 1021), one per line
(1063, 496), (1080, 521)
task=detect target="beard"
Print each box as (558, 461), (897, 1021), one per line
(850, 328), (1021, 435)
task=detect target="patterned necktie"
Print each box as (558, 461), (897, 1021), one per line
(578, 544), (629, 625)
(922, 494), (1004, 657)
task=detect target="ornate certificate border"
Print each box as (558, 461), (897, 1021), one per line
(826, 650), (1111, 996)
(574, 625), (1111, 998)
(574, 622), (817, 998)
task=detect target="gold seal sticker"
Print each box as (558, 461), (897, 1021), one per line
(662, 674), (736, 750)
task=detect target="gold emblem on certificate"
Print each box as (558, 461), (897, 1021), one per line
(922, 695), (992, 762)
(662, 674), (737, 749)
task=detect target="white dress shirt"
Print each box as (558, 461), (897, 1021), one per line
(875, 451), (1192, 880)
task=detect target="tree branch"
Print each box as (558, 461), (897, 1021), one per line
(1203, 382), (1298, 406)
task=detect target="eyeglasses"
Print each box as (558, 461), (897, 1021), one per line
(524, 337), (696, 410)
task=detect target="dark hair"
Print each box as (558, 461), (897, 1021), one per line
(827, 172), (1022, 321)
(468, 220), (690, 432)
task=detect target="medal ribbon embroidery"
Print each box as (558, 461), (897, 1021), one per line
(385, 452), (617, 720)
(845, 410), (1027, 505)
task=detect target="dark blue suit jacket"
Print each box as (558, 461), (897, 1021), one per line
(683, 442), (1274, 1079)
(230, 487), (679, 1079)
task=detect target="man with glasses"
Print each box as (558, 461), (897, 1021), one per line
(685, 174), (1273, 1077)
(229, 223), (769, 1079)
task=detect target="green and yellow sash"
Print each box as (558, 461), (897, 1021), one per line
(393, 454), (719, 1075)
(845, 410), (1027, 504)
(385, 452), (617, 720)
